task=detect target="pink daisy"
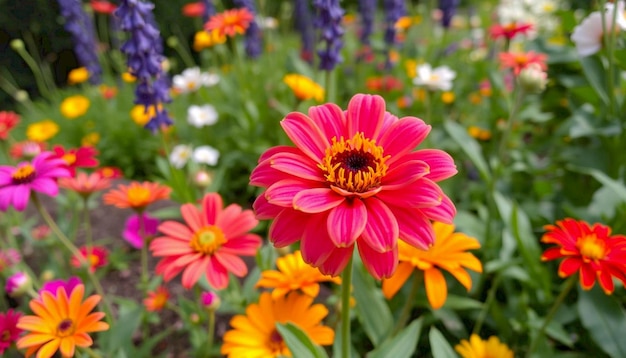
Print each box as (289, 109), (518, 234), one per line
(52, 145), (99, 176)
(0, 309), (22, 355)
(0, 151), (71, 211)
(250, 94), (457, 279)
(122, 213), (160, 249)
(150, 192), (263, 289)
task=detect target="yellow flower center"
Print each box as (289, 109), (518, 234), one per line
(56, 318), (75, 337)
(267, 329), (285, 353)
(11, 164), (36, 184)
(577, 234), (607, 261)
(319, 133), (389, 194)
(153, 292), (168, 308)
(127, 187), (151, 207)
(190, 226), (226, 255)
(514, 54), (528, 65)
(88, 253), (100, 267)
(62, 153), (77, 165)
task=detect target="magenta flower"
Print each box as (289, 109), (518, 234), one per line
(123, 213), (160, 249)
(0, 309), (22, 354)
(250, 94), (457, 279)
(0, 151), (71, 211)
(40, 276), (82, 297)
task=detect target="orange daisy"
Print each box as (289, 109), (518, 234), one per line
(143, 286), (170, 312)
(541, 218), (626, 294)
(103, 181), (171, 212)
(256, 250), (341, 299)
(455, 334), (514, 358)
(16, 284), (109, 358)
(204, 8), (255, 38)
(382, 222), (482, 309)
(221, 292), (334, 357)
(59, 171), (111, 198)
(499, 51), (547, 75)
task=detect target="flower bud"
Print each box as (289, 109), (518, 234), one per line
(200, 291), (220, 312)
(5, 272), (31, 297)
(518, 63), (548, 94)
(15, 90), (29, 102)
(193, 170), (213, 188)
(10, 39), (24, 50)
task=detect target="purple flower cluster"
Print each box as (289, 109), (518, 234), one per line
(382, 0), (406, 68)
(439, 0), (459, 28)
(234, 0), (263, 58)
(115, 0), (173, 132)
(294, 0), (315, 64)
(57, 0), (102, 84)
(313, 0), (345, 71)
(201, 0), (216, 23)
(358, 0), (377, 46)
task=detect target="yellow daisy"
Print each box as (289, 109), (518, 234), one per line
(455, 334), (514, 358)
(26, 120), (59, 142)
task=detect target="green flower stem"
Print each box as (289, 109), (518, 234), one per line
(139, 211), (149, 291)
(80, 345), (102, 358)
(160, 131), (194, 203)
(83, 197), (94, 257)
(32, 193), (115, 324)
(472, 274), (502, 335)
(340, 254), (354, 358)
(392, 271), (422, 335)
(207, 310), (216, 356)
(525, 275), (577, 358)
(11, 40), (52, 100)
(497, 87), (525, 165)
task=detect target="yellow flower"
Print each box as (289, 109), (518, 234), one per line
(441, 91), (455, 104)
(130, 104), (161, 126)
(395, 16), (413, 30)
(455, 334), (514, 358)
(382, 222), (482, 309)
(256, 250), (341, 299)
(221, 292), (334, 357)
(468, 126), (491, 141)
(405, 59), (418, 79)
(193, 30), (226, 51)
(122, 72), (136, 83)
(283, 74), (325, 102)
(81, 132), (100, 146)
(60, 95), (90, 119)
(26, 120), (59, 142)
(67, 67), (89, 84)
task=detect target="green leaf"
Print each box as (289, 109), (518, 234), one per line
(579, 55), (609, 105)
(275, 322), (329, 358)
(429, 327), (457, 358)
(368, 318), (423, 358)
(101, 299), (143, 355)
(353, 264), (394, 346)
(568, 165), (626, 202)
(443, 120), (491, 183)
(578, 285), (626, 358)
(442, 295), (483, 310)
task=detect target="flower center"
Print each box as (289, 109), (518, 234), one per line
(319, 133), (389, 194)
(127, 187), (151, 207)
(577, 234), (607, 261)
(1, 329), (10, 340)
(88, 253), (100, 267)
(190, 226), (226, 255)
(514, 54), (528, 65)
(56, 318), (75, 337)
(267, 329), (285, 352)
(11, 164), (36, 184)
(62, 153), (77, 165)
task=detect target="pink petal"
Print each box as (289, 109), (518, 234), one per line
(382, 160), (430, 190)
(206, 256), (230, 289)
(253, 195), (283, 220)
(269, 209), (309, 247)
(281, 112), (329, 161)
(11, 185), (31, 211)
(155, 257), (183, 281)
(214, 252), (248, 277)
(361, 198), (399, 253)
(293, 188), (345, 213)
(221, 233), (262, 256)
(266, 179), (316, 207)
(327, 199), (367, 247)
(346, 94), (385, 139)
(301, 213), (336, 266)
(218, 205), (258, 238)
(0, 187), (13, 211)
(377, 178), (443, 208)
(158, 221), (193, 241)
(308, 102), (346, 140)
(357, 241), (398, 280)
(378, 112), (399, 137)
(379, 117), (431, 166)
(319, 247), (354, 276)
(411, 149), (458, 181)
(202, 193), (223, 225)
(181, 203), (203, 232)
(418, 195), (456, 224)
(391, 206), (435, 249)
(250, 159), (286, 187)
(181, 257), (209, 289)
(150, 239), (194, 256)
(270, 151), (324, 182)
(30, 178), (59, 196)
(258, 145), (302, 163)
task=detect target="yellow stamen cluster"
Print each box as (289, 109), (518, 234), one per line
(62, 153), (77, 165)
(11, 164), (35, 184)
(577, 234), (607, 261)
(319, 132), (389, 193)
(190, 226), (226, 255)
(126, 187), (151, 208)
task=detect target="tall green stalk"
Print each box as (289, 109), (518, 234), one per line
(391, 271), (422, 335)
(340, 254), (354, 358)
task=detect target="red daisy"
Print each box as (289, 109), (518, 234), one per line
(205, 8), (255, 38)
(52, 145), (99, 176)
(0, 111), (20, 140)
(90, 0), (117, 14)
(489, 22), (533, 40)
(0, 309), (22, 354)
(541, 218), (626, 294)
(182, 1), (205, 17)
(70, 246), (109, 273)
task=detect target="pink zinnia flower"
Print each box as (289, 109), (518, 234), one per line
(123, 213), (160, 249)
(59, 171), (111, 198)
(52, 145), (99, 176)
(70, 246), (109, 273)
(0, 151), (71, 211)
(40, 277), (82, 297)
(150, 193), (263, 289)
(0, 309), (22, 354)
(250, 94), (457, 279)
(499, 51), (548, 76)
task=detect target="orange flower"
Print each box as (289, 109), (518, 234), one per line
(256, 250), (341, 298)
(455, 334), (514, 358)
(143, 286), (169, 312)
(204, 8), (255, 38)
(382, 222), (482, 309)
(541, 218), (626, 294)
(16, 284), (109, 358)
(96, 166), (123, 179)
(499, 51), (547, 75)
(103, 181), (171, 212)
(59, 172), (111, 197)
(283, 74), (324, 102)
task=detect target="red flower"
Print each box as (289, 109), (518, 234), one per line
(541, 218), (626, 294)
(0, 111), (20, 140)
(0, 309), (22, 354)
(499, 51), (547, 75)
(71, 246), (109, 273)
(91, 0), (117, 14)
(52, 145), (99, 176)
(182, 1), (205, 17)
(205, 8), (255, 38)
(96, 166), (123, 179)
(365, 76), (403, 92)
(489, 22), (533, 40)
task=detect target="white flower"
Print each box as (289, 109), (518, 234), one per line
(518, 63), (548, 94)
(571, 1), (626, 57)
(193, 145), (220, 166)
(413, 64), (456, 91)
(169, 144), (193, 169)
(187, 105), (218, 128)
(173, 67), (220, 94)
